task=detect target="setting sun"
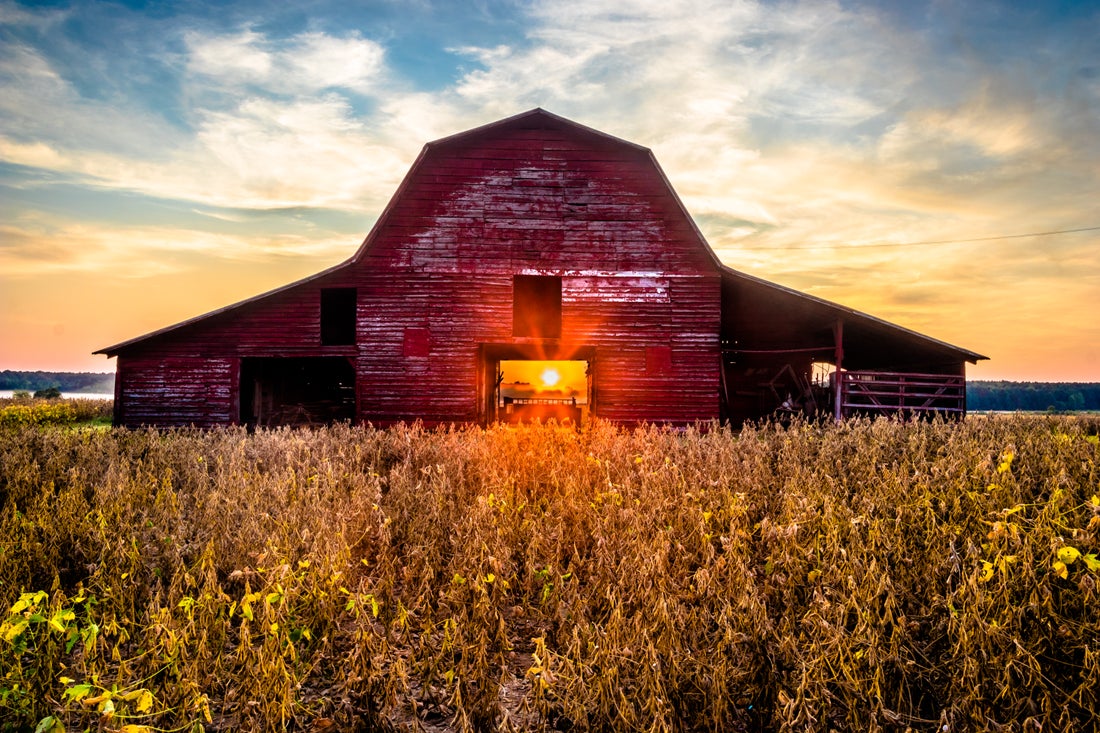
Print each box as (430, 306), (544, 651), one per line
(540, 368), (561, 388)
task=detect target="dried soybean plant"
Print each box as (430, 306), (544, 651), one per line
(0, 415), (1097, 732)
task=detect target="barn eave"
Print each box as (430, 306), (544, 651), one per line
(719, 265), (988, 366)
(93, 258), (355, 357)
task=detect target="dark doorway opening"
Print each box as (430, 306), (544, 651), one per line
(240, 357), (355, 427)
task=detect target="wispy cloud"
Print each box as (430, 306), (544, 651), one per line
(185, 29), (388, 95)
(0, 0), (1097, 377)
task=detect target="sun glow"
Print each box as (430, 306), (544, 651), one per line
(540, 368), (561, 388)
(499, 360), (588, 402)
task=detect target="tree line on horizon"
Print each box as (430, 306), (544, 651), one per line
(1, 371), (1097, 412)
(967, 381), (1100, 413)
(0, 371), (114, 394)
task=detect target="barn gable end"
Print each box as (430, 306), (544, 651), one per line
(97, 109), (985, 427)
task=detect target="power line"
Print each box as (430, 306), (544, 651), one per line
(739, 225), (1100, 251)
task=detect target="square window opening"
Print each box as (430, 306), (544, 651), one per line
(321, 288), (357, 345)
(513, 275), (561, 338)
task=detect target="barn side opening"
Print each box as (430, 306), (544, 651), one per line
(497, 359), (589, 424)
(480, 345), (595, 425)
(240, 357), (356, 427)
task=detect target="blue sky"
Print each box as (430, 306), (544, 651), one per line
(1, 0), (1098, 379)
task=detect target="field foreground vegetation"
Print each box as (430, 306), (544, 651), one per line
(1, 416), (1098, 732)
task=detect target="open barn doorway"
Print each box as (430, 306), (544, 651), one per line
(240, 357), (355, 427)
(481, 345), (595, 426)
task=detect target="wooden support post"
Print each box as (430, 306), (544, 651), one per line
(833, 319), (844, 421)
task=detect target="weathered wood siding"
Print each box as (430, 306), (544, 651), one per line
(109, 113), (724, 427)
(115, 355), (236, 427)
(352, 119), (721, 425)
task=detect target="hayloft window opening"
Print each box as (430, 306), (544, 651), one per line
(321, 288), (357, 345)
(513, 275), (562, 338)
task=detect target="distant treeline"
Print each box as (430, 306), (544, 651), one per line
(968, 381), (1100, 412)
(0, 372), (1096, 411)
(0, 370), (114, 394)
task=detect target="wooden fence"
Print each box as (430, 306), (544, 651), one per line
(837, 371), (966, 418)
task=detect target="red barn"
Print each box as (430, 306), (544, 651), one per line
(96, 110), (986, 427)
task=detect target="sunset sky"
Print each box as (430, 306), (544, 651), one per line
(1, 0), (1097, 381)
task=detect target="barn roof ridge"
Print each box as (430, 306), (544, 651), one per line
(346, 109), (657, 264)
(423, 108), (652, 153)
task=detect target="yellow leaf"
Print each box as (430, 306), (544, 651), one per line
(136, 689), (154, 713)
(485, 573), (495, 583)
(83, 692), (111, 706)
(118, 726), (153, 733)
(978, 561), (994, 582)
(1091, 495), (1100, 507)
(4, 619), (28, 642)
(1057, 546), (1081, 564)
(1083, 554), (1100, 572)
(1003, 504), (1025, 517)
(807, 569), (821, 582)
(1053, 560), (1069, 579)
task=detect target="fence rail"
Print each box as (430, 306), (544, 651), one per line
(839, 371), (966, 417)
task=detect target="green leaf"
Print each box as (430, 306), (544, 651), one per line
(81, 621), (99, 651)
(48, 609), (74, 633)
(63, 683), (93, 703)
(34, 716), (64, 733)
(1083, 554), (1100, 572)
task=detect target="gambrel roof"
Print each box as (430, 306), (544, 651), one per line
(97, 108), (986, 366)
